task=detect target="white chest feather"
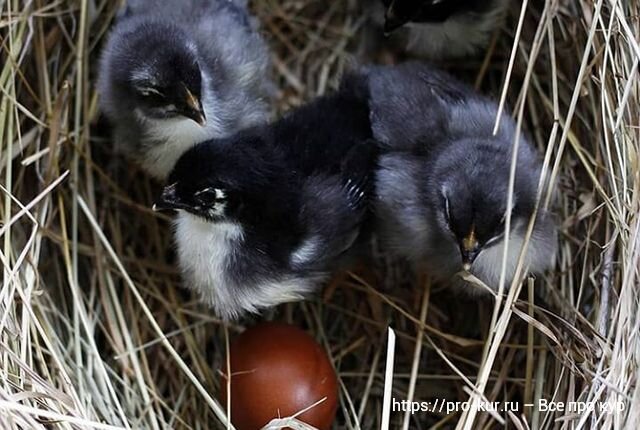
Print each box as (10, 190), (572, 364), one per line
(138, 74), (226, 179)
(472, 230), (527, 289)
(174, 213), (243, 297)
(471, 223), (556, 290)
(174, 213), (320, 319)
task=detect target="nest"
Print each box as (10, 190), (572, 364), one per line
(1, 0), (638, 428)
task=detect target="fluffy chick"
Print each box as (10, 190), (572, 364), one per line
(369, 62), (557, 290)
(98, 0), (271, 179)
(367, 0), (509, 60)
(156, 77), (376, 319)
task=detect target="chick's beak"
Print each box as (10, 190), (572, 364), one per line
(460, 229), (480, 271)
(153, 183), (185, 212)
(183, 88), (206, 126)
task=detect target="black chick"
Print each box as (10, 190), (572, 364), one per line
(98, 0), (271, 179)
(368, 62), (557, 291)
(155, 77), (377, 320)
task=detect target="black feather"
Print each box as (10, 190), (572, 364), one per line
(340, 139), (378, 212)
(164, 72), (378, 319)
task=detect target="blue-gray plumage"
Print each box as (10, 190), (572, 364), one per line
(368, 62), (557, 290)
(368, 0), (509, 59)
(98, 0), (271, 179)
(154, 77), (377, 320)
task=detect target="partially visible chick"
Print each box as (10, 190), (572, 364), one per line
(367, 0), (509, 60)
(155, 78), (376, 320)
(369, 62), (556, 291)
(98, 0), (271, 179)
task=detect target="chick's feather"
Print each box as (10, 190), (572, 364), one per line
(98, 0), (272, 179)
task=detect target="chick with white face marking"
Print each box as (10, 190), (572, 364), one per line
(369, 62), (557, 290)
(367, 0), (510, 60)
(98, 0), (271, 180)
(155, 77), (377, 320)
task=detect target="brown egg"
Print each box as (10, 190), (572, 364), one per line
(219, 322), (338, 430)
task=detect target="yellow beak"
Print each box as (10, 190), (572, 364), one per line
(460, 227), (480, 270)
(184, 88), (206, 126)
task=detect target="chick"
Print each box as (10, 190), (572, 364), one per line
(369, 62), (557, 290)
(368, 0), (509, 60)
(98, 0), (271, 179)
(155, 77), (376, 319)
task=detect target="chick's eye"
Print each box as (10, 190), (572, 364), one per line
(137, 87), (165, 99)
(443, 195), (452, 224)
(194, 187), (225, 205)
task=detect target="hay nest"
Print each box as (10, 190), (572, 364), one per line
(1, 0), (638, 428)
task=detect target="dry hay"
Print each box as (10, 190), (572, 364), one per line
(0, 0), (638, 429)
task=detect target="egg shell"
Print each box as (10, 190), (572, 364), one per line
(219, 322), (338, 430)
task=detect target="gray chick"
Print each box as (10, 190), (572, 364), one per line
(366, 0), (510, 60)
(98, 0), (271, 179)
(369, 62), (557, 291)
